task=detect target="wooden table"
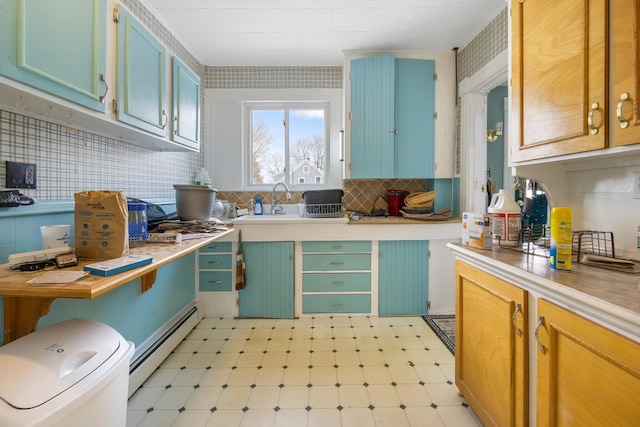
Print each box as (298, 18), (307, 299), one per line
(0, 229), (235, 344)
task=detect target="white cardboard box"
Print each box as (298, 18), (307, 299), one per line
(462, 212), (491, 249)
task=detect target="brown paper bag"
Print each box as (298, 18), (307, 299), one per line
(74, 191), (129, 260)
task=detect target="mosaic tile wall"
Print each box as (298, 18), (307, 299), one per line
(0, 0), (204, 201)
(203, 66), (343, 89)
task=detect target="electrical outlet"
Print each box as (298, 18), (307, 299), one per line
(634, 172), (640, 199)
(5, 161), (37, 189)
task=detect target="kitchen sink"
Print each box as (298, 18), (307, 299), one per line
(232, 204), (348, 225)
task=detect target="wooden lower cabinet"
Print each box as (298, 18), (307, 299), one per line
(535, 299), (640, 426)
(455, 260), (528, 427)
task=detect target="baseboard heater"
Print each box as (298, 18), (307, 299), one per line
(128, 305), (201, 397)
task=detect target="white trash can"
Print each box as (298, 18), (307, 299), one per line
(0, 318), (134, 427)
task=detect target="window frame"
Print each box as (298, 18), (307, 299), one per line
(244, 101), (331, 191)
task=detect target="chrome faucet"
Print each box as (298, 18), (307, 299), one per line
(271, 182), (292, 214)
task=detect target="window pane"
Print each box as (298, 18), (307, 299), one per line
(251, 109), (284, 184)
(288, 109), (325, 185)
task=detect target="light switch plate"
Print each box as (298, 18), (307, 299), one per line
(5, 161), (37, 189)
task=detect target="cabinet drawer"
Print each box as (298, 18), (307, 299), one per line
(199, 254), (232, 269)
(302, 294), (371, 313)
(199, 271), (232, 292)
(303, 273), (371, 292)
(200, 242), (232, 253)
(303, 254), (371, 271)
(302, 241), (371, 253)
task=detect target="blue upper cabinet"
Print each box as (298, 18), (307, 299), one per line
(349, 54), (436, 178)
(116, 6), (167, 136)
(172, 57), (200, 150)
(0, 0), (108, 113)
(350, 54), (395, 178)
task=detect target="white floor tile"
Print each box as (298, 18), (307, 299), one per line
(128, 316), (476, 427)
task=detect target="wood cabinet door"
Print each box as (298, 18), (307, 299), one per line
(378, 240), (429, 315)
(350, 54), (395, 178)
(238, 242), (294, 319)
(394, 59), (436, 178)
(116, 6), (166, 136)
(0, 0), (107, 112)
(611, 0), (640, 146)
(511, 0), (607, 162)
(535, 299), (640, 426)
(455, 260), (528, 427)
(172, 57), (200, 149)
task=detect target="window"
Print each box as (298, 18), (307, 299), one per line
(246, 102), (328, 187)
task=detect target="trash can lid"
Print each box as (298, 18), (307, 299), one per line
(0, 318), (122, 410)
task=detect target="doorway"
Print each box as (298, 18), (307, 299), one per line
(459, 49), (509, 214)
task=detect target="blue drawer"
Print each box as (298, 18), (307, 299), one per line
(199, 271), (232, 292)
(302, 294), (371, 313)
(200, 241), (232, 253)
(303, 273), (371, 292)
(199, 254), (232, 269)
(303, 254), (371, 271)
(302, 241), (371, 253)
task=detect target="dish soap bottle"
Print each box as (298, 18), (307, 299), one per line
(254, 197), (263, 215)
(194, 168), (212, 186)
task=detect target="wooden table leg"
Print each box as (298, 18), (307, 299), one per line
(3, 297), (55, 345)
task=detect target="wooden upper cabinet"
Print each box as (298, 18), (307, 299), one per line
(511, 0), (607, 162)
(611, 0), (640, 146)
(536, 299), (640, 426)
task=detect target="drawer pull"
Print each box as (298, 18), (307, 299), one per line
(587, 102), (601, 135)
(617, 92), (630, 129)
(535, 315), (545, 355)
(512, 303), (522, 337)
(209, 246), (224, 250)
(208, 261), (223, 265)
(329, 261), (344, 266)
(329, 303), (344, 308)
(208, 280), (223, 284)
(330, 281), (345, 286)
(330, 245), (344, 250)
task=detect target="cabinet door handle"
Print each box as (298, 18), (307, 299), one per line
(512, 303), (522, 337)
(329, 261), (344, 265)
(330, 281), (345, 286)
(390, 128), (399, 134)
(616, 92), (630, 129)
(98, 74), (109, 103)
(587, 102), (601, 135)
(161, 110), (168, 129)
(174, 115), (179, 135)
(534, 315), (546, 355)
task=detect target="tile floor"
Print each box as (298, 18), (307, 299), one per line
(127, 316), (483, 427)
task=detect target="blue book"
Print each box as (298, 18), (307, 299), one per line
(83, 255), (153, 277)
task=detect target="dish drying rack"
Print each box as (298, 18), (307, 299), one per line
(303, 203), (343, 218)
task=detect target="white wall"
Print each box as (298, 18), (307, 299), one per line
(204, 88), (343, 191)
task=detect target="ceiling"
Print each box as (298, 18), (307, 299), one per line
(144, 0), (507, 66)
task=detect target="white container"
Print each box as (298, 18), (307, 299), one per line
(40, 225), (70, 249)
(0, 318), (134, 427)
(488, 189), (522, 247)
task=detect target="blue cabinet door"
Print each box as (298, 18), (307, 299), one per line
(116, 6), (167, 136)
(238, 242), (294, 319)
(172, 57), (200, 150)
(350, 54), (395, 178)
(0, 0), (107, 112)
(395, 59), (436, 178)
(378, 240), (429, 315)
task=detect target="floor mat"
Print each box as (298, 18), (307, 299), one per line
(422, 314), (455, 355)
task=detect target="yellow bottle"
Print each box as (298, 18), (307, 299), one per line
(550, 207), (572, 271)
